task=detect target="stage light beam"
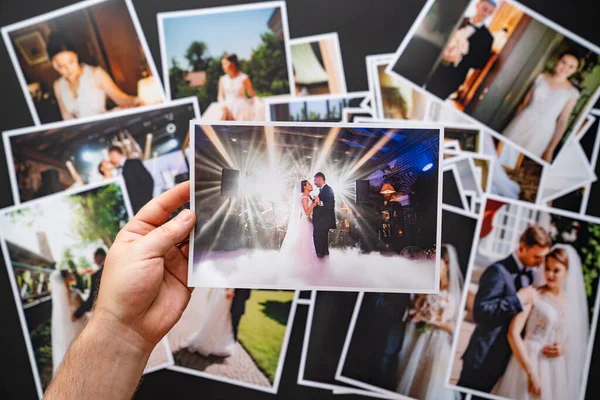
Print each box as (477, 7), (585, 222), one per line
(201, 125), (235, 168)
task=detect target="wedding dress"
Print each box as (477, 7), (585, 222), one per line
(56, 64), (107, 118)
(493, 245), (589, 400)
(280, 192), (318, 262)
(221, 72), (265, 121)
(395, 245), (463, 400)
(50, 271), (88, 375)
(503, 74), (579, 157)
(183, 288), (235, 357)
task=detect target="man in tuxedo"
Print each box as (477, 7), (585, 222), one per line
(73, 248), (105, 320)
(312, 172), (336, 258)
(425, 0), (496, 100)
(457, 226), (551, 392)
(230, 289), (251, 340)
(108, 145), (154, 214)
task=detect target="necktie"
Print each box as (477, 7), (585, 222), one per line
(515, 268), (534, 290)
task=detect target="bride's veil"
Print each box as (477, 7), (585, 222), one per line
(534, 244), (589, 395)
(50, 270), (74, 374)
(280, 182), (302, 254)
(445, 244), (464, 308)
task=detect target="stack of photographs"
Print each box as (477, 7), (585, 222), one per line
(2, 0), (600, 399)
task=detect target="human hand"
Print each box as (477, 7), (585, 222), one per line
(517, 286), (539, 307)
(313, 195), (320, 204)
(542, 342), (563, 358)
(527, 371), (542, 397)
(90, 182), (195, 354)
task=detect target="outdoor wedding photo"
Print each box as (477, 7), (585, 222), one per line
(389, 0), (600, 163)
(190, 122), (443, 291)
(267, 92), (370, 122)
(4, 98), (199, 209)
(448, 196), (600, 400)
(167, 288), (297, 393)
(1, 0), (164, 125)
(158, 1), (294, 121)
(0, 180), (172, 398)
(335, 207), (478, 400)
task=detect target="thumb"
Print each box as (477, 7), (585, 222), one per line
(139, 209), (195, 257)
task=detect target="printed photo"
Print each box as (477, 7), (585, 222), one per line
(343, 108), (374, 123)
(190, 122), (443, 291)
(443, 165), (470, 213)
(389, 0), (600, 163)
(159, 2), (293, 121)
(442, 126), (482, 152)
(4, 98), (199, 209)
(448, 197), (600, 400)
(267, 92), (369, 122)
(444, 153), (493, 200)
(291, 33), (346, 96)
(0, 180), (172, 397)
(336, 208), (479, 399)
(167, 288), (296, 393)
(483, 131), (543, 203)
(1, 0), (164, 125)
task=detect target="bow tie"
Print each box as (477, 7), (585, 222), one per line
(516, 268), (534, 289)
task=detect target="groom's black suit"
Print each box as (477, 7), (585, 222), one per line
(458, 254), (532, 392)
(426, 18), (494, 100)
(230, 289), (251, 340)
(312, 184), (336, 258)
(74, 266), (103, 319)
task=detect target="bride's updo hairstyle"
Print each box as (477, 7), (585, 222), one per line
(223, 53), (239, 69)
(558, 49), (582, 67)
(546, 247), (569, 270)
(46, 31), (77, 61)
(300, 180), (309, 193)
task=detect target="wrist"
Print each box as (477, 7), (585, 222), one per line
(89, 307), (155, 357)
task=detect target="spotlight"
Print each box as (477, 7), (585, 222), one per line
(422, 163), (433, 172)
(81, 151), (95, 162)
(167, 138), (179, 149)
(166, 122), (177, 134)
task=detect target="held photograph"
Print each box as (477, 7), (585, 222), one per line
(0, 180), (172, 398)
(447, 196), (600, 400)
(190, 122), (443, 292)
(4, 98), (199, 209)
(1, 0), (165, 125)
(388, 0), (600, 164)
(158, 1), (294, 121)
(168, 288), (297, 393)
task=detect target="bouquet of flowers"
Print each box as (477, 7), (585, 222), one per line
(441, 25), (475, 66)
(408, 293), (453, 333)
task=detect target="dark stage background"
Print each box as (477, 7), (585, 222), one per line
(0, 0), (598, 399)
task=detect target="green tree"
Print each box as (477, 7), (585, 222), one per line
(169, 57), (188, 100)
(185, 41), (210, 72)
(196, 56), (226, 113)
(244, 32), (290, 97)
(68, 184), (128, 248)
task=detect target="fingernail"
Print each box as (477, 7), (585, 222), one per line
(176, 209), (193, 222)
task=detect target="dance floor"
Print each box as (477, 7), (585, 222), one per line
(190, 248), (437, 291)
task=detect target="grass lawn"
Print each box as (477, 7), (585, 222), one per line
(237, 290), (294, 383)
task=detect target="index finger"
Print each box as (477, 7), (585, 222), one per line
(125, 181), (190, 232)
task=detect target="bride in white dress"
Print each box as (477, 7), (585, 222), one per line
(183, 288), (236, 357)
(395, 244), (463, 400)
(280, 180), (320, 261)
(493, 245), (589, 399)
(503, 51), (581, 162)
(50, 270), (89, 374)
(46, 31), (140, 120)
(217, 54), (265, 121)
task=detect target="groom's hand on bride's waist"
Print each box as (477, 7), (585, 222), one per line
(541, 342), (563, 358)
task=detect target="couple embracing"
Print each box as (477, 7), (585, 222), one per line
(459, 226), (589, 399)
(280, 172), (336, 261)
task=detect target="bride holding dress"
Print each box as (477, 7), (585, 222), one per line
(502, 51), (581, 162)
(218, 54), (265, 121)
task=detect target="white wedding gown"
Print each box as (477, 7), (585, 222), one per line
(183, 288), (235, 357)
(280, 194), (318, 262)
(503, 74), (579, 157)
(396, 290), (460, 400)
(50, 271), (88, 375)
(493, 294), (569, 400)
(220, 72), (265, 121)
(56, 64), (107, 119)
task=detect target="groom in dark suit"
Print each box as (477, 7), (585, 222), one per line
(457, 226), (551, 392)
(230, 289), (251, 340)
(312, 172), (336, 258)
(73, 248), (105, 320)
(425, 0), (496, 100)
(108, 145), (154, 214)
